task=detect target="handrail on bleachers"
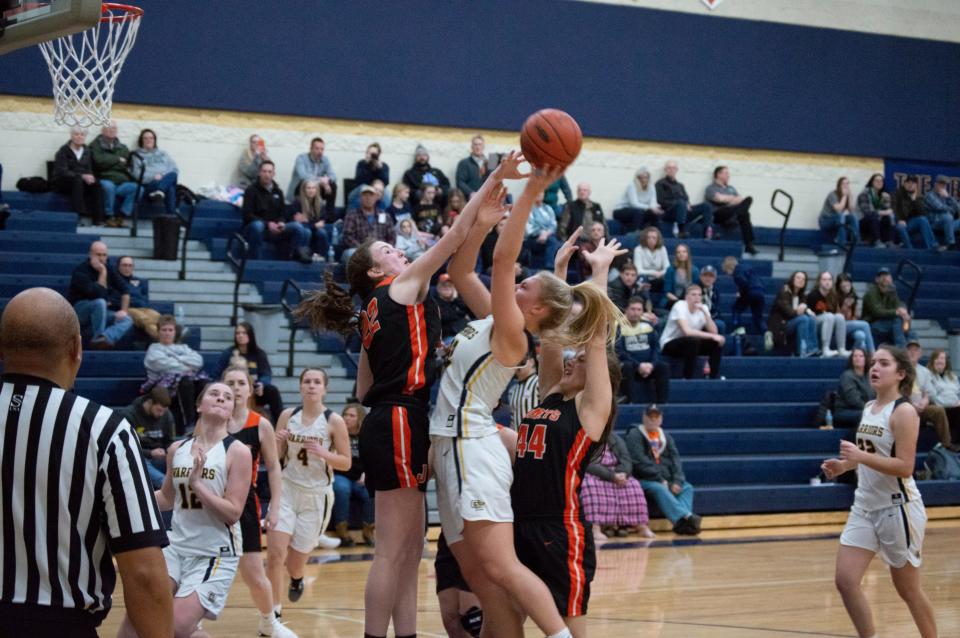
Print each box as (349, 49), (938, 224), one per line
(129, 150), (146, 238)
(895, 259), (923, 313)
(769, 188), (793, 262)
(175, 191), (196, 280)
(279, 278), (304, 377)
(226, 232), (249, 326)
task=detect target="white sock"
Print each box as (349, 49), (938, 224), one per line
(273, 604), (282, 615)
(546, 629), (572, 638)
(260, 611), (275, 623)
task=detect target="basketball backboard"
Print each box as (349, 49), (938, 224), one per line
(0, 0), (101, 55)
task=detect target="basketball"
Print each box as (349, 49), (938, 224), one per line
(519, 108), (582, 169)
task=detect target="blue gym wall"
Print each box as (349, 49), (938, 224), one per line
(2, 0), (958, 162)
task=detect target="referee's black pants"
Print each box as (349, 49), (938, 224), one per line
(662, 336), (722, 379)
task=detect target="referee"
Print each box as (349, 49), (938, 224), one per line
(0, 288), (173, 637)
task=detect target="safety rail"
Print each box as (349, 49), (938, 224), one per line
(279, 278), (305, 377)
(770, 189), (793, 262)
(894, 259), (923, 314)
(226, 232), (249, 326)
(175, 190), (196, 280)
(129, 150), (146, 238)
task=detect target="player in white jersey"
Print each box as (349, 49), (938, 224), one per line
(266, 368), (350, 617)
(119, 382), (252, 638)
(436, 160), (626, 638)
(822, 346), (938, 638)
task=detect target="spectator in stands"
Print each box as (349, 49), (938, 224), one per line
(235, 133), (269, 190)
(413, 182), (443, 234)
(634, 226), (669, 293)
(437, 188), (466, 237)
(543, 175), (573, 216)
(523, 190), (560, 269)
(292, 178), (330, 262)
(660, 284), (724, 379)
(479, 215), (509, 275)
(90, 120), (137, 227)
(215, 321), (284, 422)
(385, 182), (413, 225)
(608, 261), (651, 312)
(819, 177), (860, 247)
(242, 160), (311, 262)
(922, 175), (960, 249)
(143, 314), (207, 434)
(767, 271), (819, 357)
(856, 173), (894, 246)
(626, 404), (701, 535)
(395, 218), (428, 261)
(861, 266), (911, 347)
(697, 265), (725, 336)
(287, 136), (336, 217)
(662, 243), (699, 310)
(432, 273), (472, 342)
(455, 134), (489, 199)
(582, 432), (654, 541)
(835, 272), (875, 353)
(402, 144), (450, 206)
(705, 166), (757, 255)
(355, 142), (389, 187)
(341, 185), (397, 261)
(834, 348), (875, 427)
(925, 349), (960, 446)
(655, 160), (713, 240)
(613, 167), (663, 233)
(52, 126), (105, 225)
(558, 182), (606, 241)
(806, 271), (851, 358)
(577, 221), (615, 280)
(131, 128), (178, 215)
(332, 403), (375, 547)
(68, 240), (133, 349)
(114, 255), (161, 341)
(616, 296), (670, 403)
(117, 386), (175, 488)
(892, 175), (938, 250)
(906, 341), (955, 451)
(719, 256), (764, 336)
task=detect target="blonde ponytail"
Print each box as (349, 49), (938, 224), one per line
(566, 281), (625, 348)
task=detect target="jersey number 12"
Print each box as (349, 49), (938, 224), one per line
(516, 423), (547, 460)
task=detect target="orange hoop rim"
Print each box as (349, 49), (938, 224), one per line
(100, 2), (142, 23)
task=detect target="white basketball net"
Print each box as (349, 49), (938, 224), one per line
(37, 3), (142, 128)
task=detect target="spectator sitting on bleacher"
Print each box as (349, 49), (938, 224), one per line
(613, 167), (662, 233)
(402, 144), (450, 207)
(705, 165), (757, 255)
(625, 404), (701, 535)
(892, 174), (938, 250)
(395, 218), (428, 262)
(696, 265), (725, 336)
(767, 271), (819, 357)
(660, 284), (724, 379)
(806, 271), (851, 358)
(922, 175), (960, 250)
(662, 243), (699, 310)
(52, 126), (106, 226)
(215, 321), (284, 422)
(90, 120), (137, 228)
(455, 134), (489, 199)
(346, 178), (390, 212)
(523, 190), (560, 269)
(432, 273), (473, 342)
(634, 226), (669, 293)
(386, 182), (413, 223)
(413, 182), (443, 234)
(114, 255), (161, 341)
(143, 314), (208, 434)
(608, 261), (650, 312)
(906, 341), (955, 451)
(68, 240), (134, 349)
(235, 133), (269, 190)
(835, 273), (875, 353)
(861, 266), (912, 348)
(341, 185), (397, 261)
(287, 136), (336, 217)
(616, 297), (670, 403)
(819, 177), (860, 247)
(577, 221), (614, 281)
(131, 128), (178, 216)
(558, 182), (606, 241)
(332, 403), (375, 547)
(437, 188), (466, 237)
(117, 386), (175, 488)
(292, 178), (330, 262)
(543, 175), (572, 216)
(581, 432), (654, 541)
(655, 160), (712, 240)
(242, 160), (311, 262)
(354, 142), (390, 189)
(925, 349), (960, 448)
(720, 256), (765, 336)
(834, 348), (875, 427)
(857, 173), (894, 247)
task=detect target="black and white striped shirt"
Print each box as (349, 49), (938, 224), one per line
(509, 373), (540, 430)
(0, 373), (168, 626)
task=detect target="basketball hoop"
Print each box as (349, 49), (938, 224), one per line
(38, 2), (142, 128)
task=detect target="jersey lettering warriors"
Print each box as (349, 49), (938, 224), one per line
(169, 436), (242, 558)
(283, 407), (334, 490)
(430, 316), (519, 439)
(854, 398), (923, 511)
(359, 276), (441, 407)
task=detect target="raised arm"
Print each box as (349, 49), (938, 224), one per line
(576, 335), (613, 442)
(553, 226), (582, 281)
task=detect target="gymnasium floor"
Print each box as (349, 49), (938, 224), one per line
(100, 519), (960, 637)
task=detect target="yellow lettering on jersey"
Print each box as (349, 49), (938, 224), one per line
(287, 434), (321, 444)
(856, 424), (885, 437)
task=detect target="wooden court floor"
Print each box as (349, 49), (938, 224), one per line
(101, 520), (960, 637)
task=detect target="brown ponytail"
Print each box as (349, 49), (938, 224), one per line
(293, 270), (359, 336)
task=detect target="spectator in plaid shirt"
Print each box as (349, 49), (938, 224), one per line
(341, 184), (396, 261)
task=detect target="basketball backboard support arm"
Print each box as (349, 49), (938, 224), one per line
(0, 0), (100, 55)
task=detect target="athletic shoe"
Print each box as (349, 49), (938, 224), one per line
(259, 616), (299, 638)
(744, 244), (758, 256)
(316, 533), (341, 549)
(288, 578), (304, 602)
(763, 330), (774, 352)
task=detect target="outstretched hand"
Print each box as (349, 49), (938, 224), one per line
(475, 183), (510, 229)
(554, 226), (582, 279)
(491, 150), (530, 181)
(582, 237), (628, 272)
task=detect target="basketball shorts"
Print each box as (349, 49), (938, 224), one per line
(435, 533), (471, 594)
(431, 432), (514, 545)
(163, 546), (239, 620)
(360, 403), (430, 492)
(276, 480), (334, 554)
(840, 500), (926, 568)
(514, 520), (596, 618)
(239, 491), (263, 553)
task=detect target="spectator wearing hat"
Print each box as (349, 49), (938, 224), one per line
(402, 144), (450, 206)
(242, 160), (311, 261)
(892, 175), (939, 250)
(616, 297), (670, 404)
(341, 184), (396, 261)
(923, 175), (960, 249)
(819, 177), (860, 247)
(861, 267), (912, 347)
(523, 189), (561, 269)
(613, 167), (663, 233)
(625, 405), (701, 535)
(455, 134), (489, 199)
(287, 136), (336, 217)
(431, 274), (473, 342)
(117, 386), (175, 488)
(697, 265), (725, 335)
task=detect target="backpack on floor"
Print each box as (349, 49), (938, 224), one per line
(924, 444), (960, 480)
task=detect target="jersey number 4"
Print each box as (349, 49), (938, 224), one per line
(516, 423), (547, 460)
(360, 298), (382, 349)
(178, 484), (203, 509)
(296, 448), (310, 466)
